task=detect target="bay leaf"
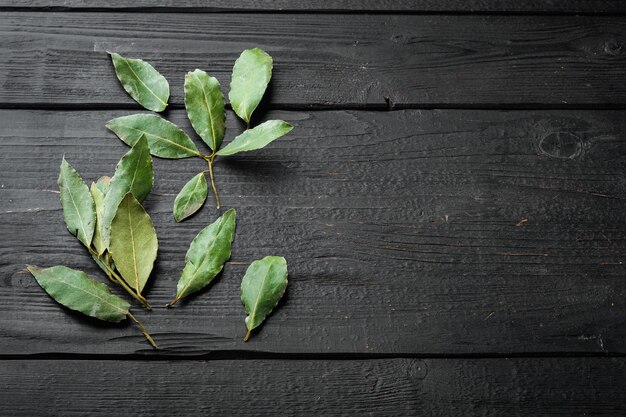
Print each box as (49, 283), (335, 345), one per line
(109, 192), (158, 293)
(184, 69), (225, 151)
(58, 158), (96, 247)
(229, 48), (273, 124)
(106, 114), (201, 159)
(89, 183), (107, 255)
(95, 176), (111, 195)
(27, 265), (130, 322)
(240, 256), (288, 341)
(168, 208), (236, 306)
(109, 52), (169, 112)
(173, 172), (208, 223)
(216, 120), (293, 156)
(102, 135), (153, 248)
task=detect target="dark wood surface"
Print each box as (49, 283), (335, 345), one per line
(1, 0), (625, 13)
(2, 108), (626, 355)
(1, 2), (625, 415)
(2, 358), (626, 417)
(2, 13), (626, 108)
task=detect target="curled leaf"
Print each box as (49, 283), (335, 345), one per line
(173, 173), (208, 222)
(216, 120), (293, 156)
(240, 256), (288, 341)
(109, 192), (158, 294)
(89, 183), (107, 256)
(28, 265), (130, 322)
(109, 52), (169, 112)
(184, 69), (225, 151)
(229, 48), (273, 124)
(106, 114), (200, 159)
(168, 208), (236, 306)
(58, 158), (96, 247)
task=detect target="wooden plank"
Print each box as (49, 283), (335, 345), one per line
(1, 358), (625, 416)
(1, 13), (626, 108)
(0, 0), (624, 13)
(1, 108), (625, 355)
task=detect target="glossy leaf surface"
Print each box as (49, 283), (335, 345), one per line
(109, 52), (169, 112)
(240, 256), (288, 341)
(109, 193), (158, 293)
(170, 209), (236, 305)
(28, 265), (130, 322)
(217, 120), (293, 156)
(58, 158), (96, 247)
(106, 114), (200, 159)
(102, 135), (153, 248)
(229, 48), (273, 124)
(173, 173), (208, 222)
(184, 69), (225, 151)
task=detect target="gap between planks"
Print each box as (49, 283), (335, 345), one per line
(5, 103), (626, 112)
(0, 351), (623, 362)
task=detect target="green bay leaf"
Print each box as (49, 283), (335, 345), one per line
(109, 52), (169, 112)
(27, 265), (130, 322)
(173, 173), (208, 223)
(216, 120), (293, 156)
(58, 158), (96, 247)
(109, 193), (158, 293)
(102, 135), (153, 248)
(106, 114), (200, 159)
(229, 48), (273, 124)
(241, 256), (288, 341)
(184, 69), (225, 151)
(168, 208), (236, 306)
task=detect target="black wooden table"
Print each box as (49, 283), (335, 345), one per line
(2, 1), (626, 415)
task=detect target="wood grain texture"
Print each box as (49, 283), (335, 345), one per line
(1, 358), (626, 416)
(1, 108), (625, 355)
(1, 0), (624, 13)
(2, 13), (626, 108)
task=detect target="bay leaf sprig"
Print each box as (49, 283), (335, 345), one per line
(57, 139), (155, 309)
(107, 48), (294, 217)
(31, 148), (161, 347)
(27, 265), (157, 348)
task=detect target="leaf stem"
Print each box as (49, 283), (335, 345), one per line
(165, 296), (180, 308)
(128, 312), (158, 349)
(88, 247), (152, 310)
(244, 328), (251, 342)
(206, 153), (221, 209)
